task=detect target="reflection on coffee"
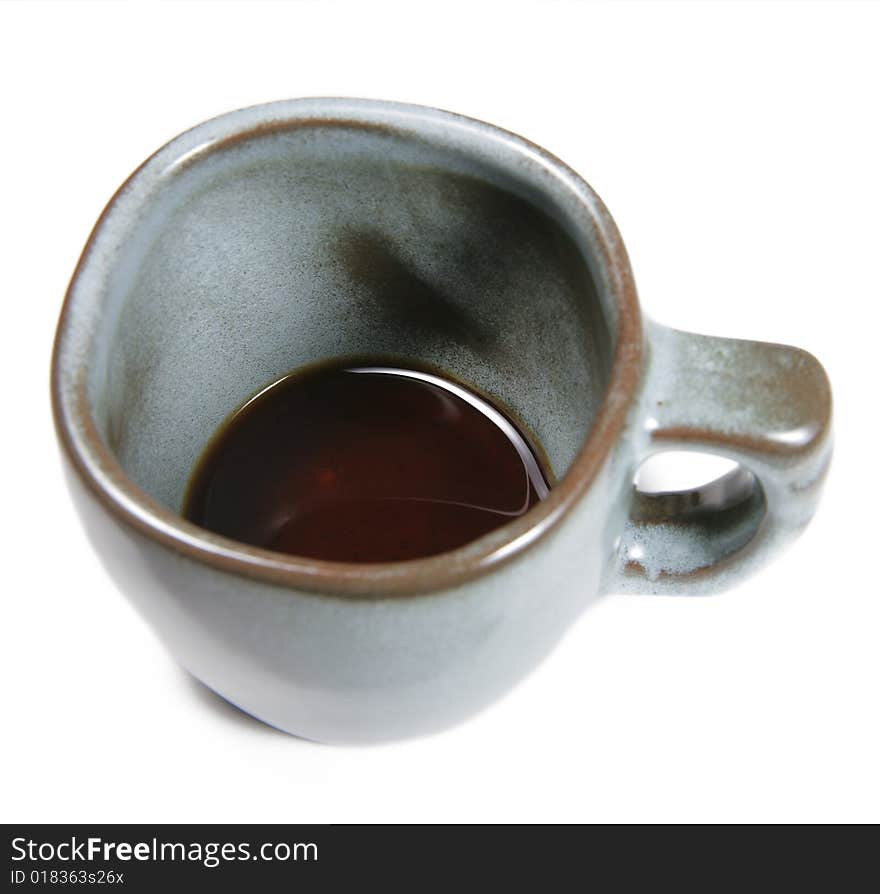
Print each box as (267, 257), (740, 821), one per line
(183, 363), (552, 562)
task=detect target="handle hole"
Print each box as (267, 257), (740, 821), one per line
(635, 451), (739, 495)
(626, 450), (767, 579)
(633, 450), (759, 521)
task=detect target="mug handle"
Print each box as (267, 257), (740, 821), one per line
(608, 320), (833, 594)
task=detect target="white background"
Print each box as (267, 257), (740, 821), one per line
(2, 0), (878, 824)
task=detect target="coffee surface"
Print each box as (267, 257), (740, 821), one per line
(183, 364), (551, 562)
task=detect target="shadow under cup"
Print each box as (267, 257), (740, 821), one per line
(88, 121), (616, 524)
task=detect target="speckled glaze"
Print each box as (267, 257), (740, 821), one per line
(51, 99), (832, 742)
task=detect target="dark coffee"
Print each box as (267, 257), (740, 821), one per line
(183, 363), (551, 562)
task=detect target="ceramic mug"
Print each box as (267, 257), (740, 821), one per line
(51, 99), (832, 743)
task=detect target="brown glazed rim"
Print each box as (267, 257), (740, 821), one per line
(51, 99), (644, 598)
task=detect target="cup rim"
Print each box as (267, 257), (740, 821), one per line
(51, 98), (644, 598)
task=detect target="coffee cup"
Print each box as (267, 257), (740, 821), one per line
(51, 99), (832, 742)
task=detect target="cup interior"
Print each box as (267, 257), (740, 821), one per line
(86, 114), (615, 516)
